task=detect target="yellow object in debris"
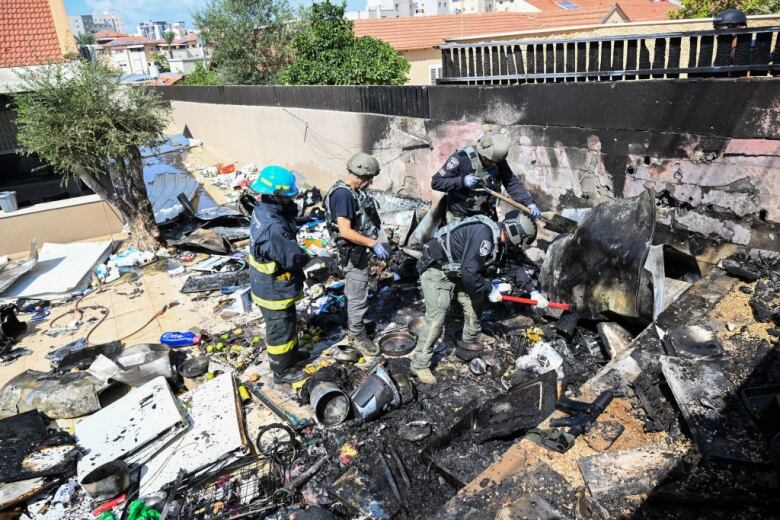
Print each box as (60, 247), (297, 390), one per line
(233, 328), (243, 336)
(238, 385), (251, 403)
(291, 377), (310, 391)
(205, 372), (216, 380)
(248, 373), (260, 382)
(522, 327), (544, 345)
(206, 345), (215, 353)
(303, 358), (334, 375)
(252, 336), (261, 344)
(216, 342), (225, 350)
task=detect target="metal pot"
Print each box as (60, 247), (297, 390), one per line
(310, 382), (351, 426)
(378, 331), (416, 357)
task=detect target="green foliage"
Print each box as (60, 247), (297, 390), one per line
(163, 30), (176, 45)
(194, 0), (295, 84)
(279, 2), (409, 85)
(671, 0), (780, 18)
(14, 60), (171, 180)
(179, 63), (222, 85)
(152, 52), (171, 73)
(75, 32), (95, 45)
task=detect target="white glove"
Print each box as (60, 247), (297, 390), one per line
(489, 287), (503, 303)
(530, 291), (548, 309)
(495, 282), (512, 293)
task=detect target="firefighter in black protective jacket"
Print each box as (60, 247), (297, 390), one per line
(410, 211), (549, 384)
(432, 130), (541, 224)
(323, 153), (389, 356)
(248, 165), (310, 385)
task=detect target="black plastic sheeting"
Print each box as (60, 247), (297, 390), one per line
(0, 411), (79, 483)
(180, 270), (250, 293)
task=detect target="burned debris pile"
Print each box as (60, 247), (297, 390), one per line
(0, 142), (778, 520)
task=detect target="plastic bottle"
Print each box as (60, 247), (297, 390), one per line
(160, 331), (201, 347)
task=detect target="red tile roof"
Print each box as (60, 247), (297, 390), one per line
(105, 36), (156, 49)
(354, 13), (542, 51)
(353, 1), (678, 51)
(0, 0), (63, 67)
(94, 29), (128, 40)
(149, 74), (183, 86)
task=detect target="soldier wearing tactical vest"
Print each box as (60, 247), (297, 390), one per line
(410, 211), (549, 384)
(248, 166), (310, 385)
(432, 130), (541, 223)
(324, 153), (389, 356)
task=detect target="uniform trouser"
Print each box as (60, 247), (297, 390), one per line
(258, 305), (299, 374)
(343, 257), (370, 336)
(411, 267), (481, 370)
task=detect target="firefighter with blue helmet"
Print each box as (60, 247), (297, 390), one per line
(248, 165), (310, 384)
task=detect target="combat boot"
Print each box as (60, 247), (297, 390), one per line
(410, 367), (438, 385)
(348, 331), (380, 357)
(272, 368), (307, 385)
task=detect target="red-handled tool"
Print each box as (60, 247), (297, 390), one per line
(501, 294), (573, 311)
(92, 494), (126, 516)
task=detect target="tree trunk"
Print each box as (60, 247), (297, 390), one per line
(77, 148), (163, 251)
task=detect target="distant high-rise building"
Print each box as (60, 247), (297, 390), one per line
(69, 12), (124, 36)
(138, 20), (187, 40)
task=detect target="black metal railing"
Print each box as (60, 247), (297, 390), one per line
(438, 26), (780, 84)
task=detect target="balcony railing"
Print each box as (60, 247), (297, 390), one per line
(438, 26), (780, 84)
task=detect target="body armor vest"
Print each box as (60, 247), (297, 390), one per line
(324, 181), (381, 245)
(462, 146), (501, 214)
(419, 215), (501, 276)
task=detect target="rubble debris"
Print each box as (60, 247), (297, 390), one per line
(577, 443), (682, 501)
(475, 370), (557, 443)
(46, 338), (123, 372)
(661, 355), (767, 463)
(399, 420), (431, 442)
(76, 376), (187, 483)
(0, 241), (38, 294)
(350, 366), (403, 421)
(180, 270), (249, 293)
(632, 370), (677, 433)
(0, 477), (52, 510)
(87, 344), (176, 387)
(663, 325), (725, 360)
(2, 241), (113, 299)
(139, 373), (249, 495)
(0, 370), (109, 420)
(596, 322), (633, 359)
(80, 460), (129, 501)
(583, 420), (625, 451)
(170, 228), (233, 254)
(0, 410), (78, 483)
(548, 390), (614, 452)
(328, 466), (396, 519)
(0, 303), (27, 358)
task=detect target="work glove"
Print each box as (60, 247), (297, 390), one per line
(528, 204), (542, 219)
(463, 174), (479, 189)
(530, 290), (549, 309)
(493, 282), (512, 294)
(489, 286), (504, 303)
(372, 242), (390, 260)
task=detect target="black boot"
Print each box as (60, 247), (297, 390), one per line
(273, 368), (307, 385)
(291, 350), (311, 367)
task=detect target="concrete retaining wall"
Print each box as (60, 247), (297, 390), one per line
(161, 79), (780, 253)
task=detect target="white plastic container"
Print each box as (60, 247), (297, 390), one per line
(0, 191), (17, 213)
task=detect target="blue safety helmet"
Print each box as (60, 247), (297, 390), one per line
(249, 165), (299, 197)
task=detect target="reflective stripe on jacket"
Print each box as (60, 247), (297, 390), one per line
(249, 200), (307, 310)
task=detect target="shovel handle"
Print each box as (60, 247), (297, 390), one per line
(478, 186), (549, 223)
(501, 294), (572, 311)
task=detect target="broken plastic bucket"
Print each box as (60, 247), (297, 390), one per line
(310, 382), (350, 426)
(0, 191), (18, 213)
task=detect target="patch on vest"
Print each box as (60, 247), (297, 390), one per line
(445, 156), (459, 171)
(479, 240), (492, 257)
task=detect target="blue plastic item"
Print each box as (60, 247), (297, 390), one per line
(160, 331), (201, 347)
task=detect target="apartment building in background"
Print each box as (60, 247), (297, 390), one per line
(138, 20), (187, 40)
(68, 12), (125, 36)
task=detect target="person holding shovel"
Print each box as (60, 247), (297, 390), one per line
(431, 130), (541, 224)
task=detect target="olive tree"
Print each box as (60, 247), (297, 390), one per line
(14, 60), (171, 250)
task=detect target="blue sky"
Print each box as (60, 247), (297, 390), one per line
(64, 0), (364, 34)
